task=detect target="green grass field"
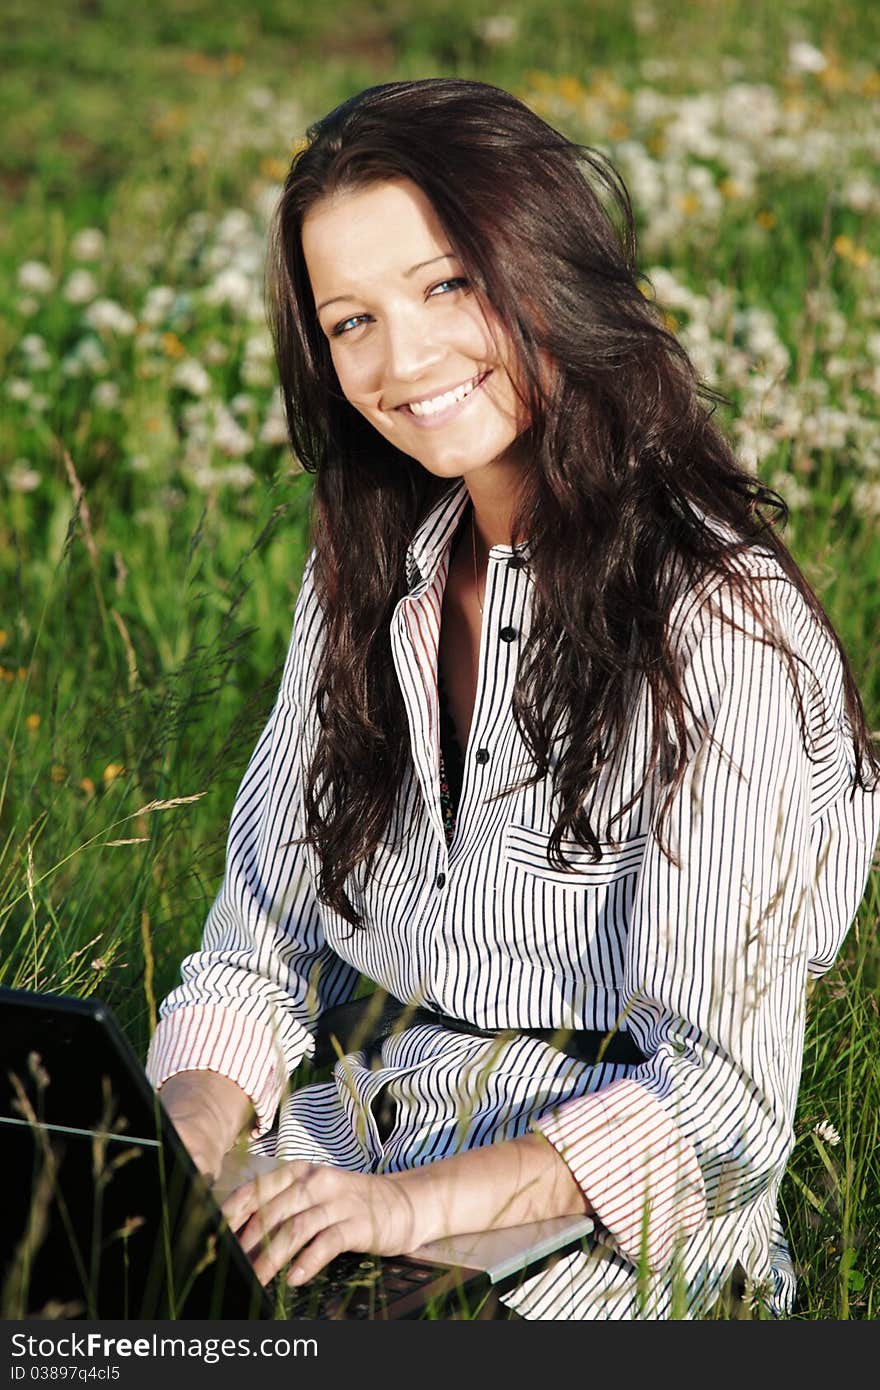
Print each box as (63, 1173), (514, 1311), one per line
(2, 0), (878, 1319)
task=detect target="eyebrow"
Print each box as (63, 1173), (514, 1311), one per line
(315, 252), (458, 314)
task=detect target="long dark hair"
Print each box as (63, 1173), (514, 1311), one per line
(267, 77), (878, 929)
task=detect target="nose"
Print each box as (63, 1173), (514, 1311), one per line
(381, 308), (444, 387)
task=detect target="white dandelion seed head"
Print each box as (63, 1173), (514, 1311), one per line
(8, 461), (41, 492)
(141, 285), (176, 325)
(788, 41), (829, 74)
(812, 1119), (841, 1146)
(71, 227), (106, 261)
(172, 358), (211, 397)
(85, 298), (137, 336)
(64, 269), (99, 305)
(92, 381), (121, 410)
(17, 261), (54, 293)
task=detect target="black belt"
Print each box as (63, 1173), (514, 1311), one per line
(313, 991), (646, 1070)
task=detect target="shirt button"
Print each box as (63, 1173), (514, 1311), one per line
(435, 872), (446, 889)
(499, 625), (518, 643)
(474, 748), (490, 766)
(507, 555), (527, 571)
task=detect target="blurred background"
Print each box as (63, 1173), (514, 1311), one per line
(2, 0), (878, 1316)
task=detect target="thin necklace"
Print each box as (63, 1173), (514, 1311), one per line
(471, 506), (484, 615)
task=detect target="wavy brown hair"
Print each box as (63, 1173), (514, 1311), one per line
(266, 77), (878, 929)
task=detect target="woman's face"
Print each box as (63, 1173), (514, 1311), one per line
(301, 178), (530, 483)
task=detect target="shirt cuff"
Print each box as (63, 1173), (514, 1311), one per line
(532, 1077), (707, 1269)
(145, 1003), (288, 1137)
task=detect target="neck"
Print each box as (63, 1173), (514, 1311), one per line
(463, 462), (526, 555)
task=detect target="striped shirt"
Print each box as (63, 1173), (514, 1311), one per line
(147, 477), (880, 1319)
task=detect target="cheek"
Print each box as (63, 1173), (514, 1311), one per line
(329, 351), (375, 410)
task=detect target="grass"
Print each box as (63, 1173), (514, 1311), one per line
(1, 0), (878, 1320)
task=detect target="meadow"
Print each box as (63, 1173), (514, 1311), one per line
(1, 0), (878, 1319)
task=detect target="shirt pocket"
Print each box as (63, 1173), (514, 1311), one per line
(503, 822), (649, 890)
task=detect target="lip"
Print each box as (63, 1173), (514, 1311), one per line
(395, 370), (492, 428)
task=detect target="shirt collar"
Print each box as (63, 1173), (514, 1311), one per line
(405, 478), (533, 591)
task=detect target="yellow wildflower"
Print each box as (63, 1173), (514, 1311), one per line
(161, 332), (186, 359)
(25, 713), (40, 731)
(102, 762), (126, 785)
(260, 156), (289, 181)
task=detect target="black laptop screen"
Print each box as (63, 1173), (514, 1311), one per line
(0, 986), (272, 1320)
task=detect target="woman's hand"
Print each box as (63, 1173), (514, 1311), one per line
(221, 1162), (423, 1286)
(221, 1131), (592, 1287)
(158, 1070), (254, 1183)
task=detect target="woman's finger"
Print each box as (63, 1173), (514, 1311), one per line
(249, 1202), (338, 1286)
(284, 1222), (352, 1287)
(221, 1158), (316, 1229)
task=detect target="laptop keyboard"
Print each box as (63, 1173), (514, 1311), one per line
(272, 1251), (455, 1320)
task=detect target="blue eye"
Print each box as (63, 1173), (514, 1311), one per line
(328, 278), (469, 338)
(430, 277), (469, 296)
(330, 314), (368, 338)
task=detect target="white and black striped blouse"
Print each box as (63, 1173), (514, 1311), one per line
(147, 477), (880, 1319)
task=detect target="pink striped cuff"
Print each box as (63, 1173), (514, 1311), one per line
(145, 1004), (288, 1137)
(532, 1078), (707, 1269)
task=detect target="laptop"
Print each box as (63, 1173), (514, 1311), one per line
(0, 986), (594, 1320)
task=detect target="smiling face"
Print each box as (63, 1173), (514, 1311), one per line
(301, 178), (532, 485)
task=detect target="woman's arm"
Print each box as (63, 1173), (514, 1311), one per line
(159, 1070), (255, 1183)
(221, 1130), (592, 1287)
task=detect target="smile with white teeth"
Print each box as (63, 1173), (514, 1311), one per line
(404, 372), (487, 416)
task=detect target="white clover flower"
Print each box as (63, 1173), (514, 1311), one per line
(215, 463), (256, 489)
(17, 261), (54, 293)
(203, 267), (256, 315)
(247, 86), (274, 111)
(64, 269), (99, 305)
(475, 15), (519, 46)
(853, 480), (880, 517)
(788, 41), (828, 74)
(71, 227), (106, 261)
(769, 470), (812, 510)
(172, 359), (211, 397)
(216, 209), (253, 245)
(85, 299), (137, 336)
(647, 266), (699, 315)
(812, 1119), (841, 1146)
(19, 335), (53, 371)
(214, 405), (254, 457)
(259, 395), (289, 446)
(63, 336), (110, 377)
(865, 333), (880, 363)
(253, 182), (283, 226)
(202, 339), (229, 365)
(842, 176), (876, 214)
(8, 461), (41, 492)
(17, 296), (40, 316)
(230, 392), (254, 417)
(6, 378), (33, 401)
(92, 381), (121, 410)
(141, 285), (176, 325)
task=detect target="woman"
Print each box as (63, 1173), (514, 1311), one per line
(147, 78), (880, 1319)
